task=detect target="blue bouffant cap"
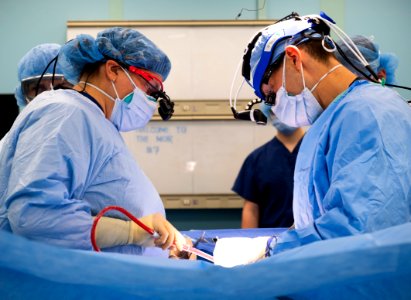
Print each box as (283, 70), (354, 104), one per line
(379, 53), (399, 85)
(58, 27), (171, 84)
(335, 35), (399, 84)
(15, 43), (61, 108)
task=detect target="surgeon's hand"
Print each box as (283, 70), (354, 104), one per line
(168, 236), (197, 260)
(130, 213), (185, 251)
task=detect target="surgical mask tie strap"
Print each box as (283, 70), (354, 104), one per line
(301, 59), (306, 88)
(120, 66), (138, 90)
(310, 64), (342, 92)
(79, 81), (116, 102)
(111, 81), (120, 100)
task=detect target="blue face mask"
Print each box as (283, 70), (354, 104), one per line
(109, 68), (157, 132)
(110, 88), (156, 132)
(273, 51), (323, 127)
(81, 69), (157, 132)
(272, 46), (342, 127)
(272, 117), (298, 135)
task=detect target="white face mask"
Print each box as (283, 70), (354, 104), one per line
(81, 68), (157, 132)
(272, 47), (341, 127)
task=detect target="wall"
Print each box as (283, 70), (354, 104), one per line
(1, 0), (410, 230)
(2, 1), (409, 114)
(1, 0), (410, 97)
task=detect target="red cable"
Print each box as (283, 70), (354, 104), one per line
(90, 206), (215, 262)
(91, 205), (156, 252)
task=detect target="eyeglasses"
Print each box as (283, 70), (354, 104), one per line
(21, 74), (73, 103)
(262, 54), (284, 85)
(265, 92), (277, 106)
(127, 65), (174, 120)
(128, 66), (164, 96)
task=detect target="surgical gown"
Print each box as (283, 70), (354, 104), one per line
(272, 80), (411, 254)
(0, 89), (167, 257)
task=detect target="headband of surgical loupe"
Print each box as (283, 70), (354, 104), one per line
(243, 12), (333, 100)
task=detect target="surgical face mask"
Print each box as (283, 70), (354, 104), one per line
(110, 68), (157, 131)
(272, 48), (342, 127)
(82, 69), (157, 132)
(272, 117), (298, 135)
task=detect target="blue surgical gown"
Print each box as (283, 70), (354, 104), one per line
(0, 132), (7, 153)
(271, 80), (411, 254)
(0, 89), (167, 257)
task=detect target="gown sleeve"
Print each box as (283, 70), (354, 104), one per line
(5, 104), (102, 249)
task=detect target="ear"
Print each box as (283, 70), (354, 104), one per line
(284, 45), (302, 71)
(105, 60), (122, 82)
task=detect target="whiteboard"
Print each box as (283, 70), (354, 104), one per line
(67, 20), (274, 100)
(122, 120), (275, 194)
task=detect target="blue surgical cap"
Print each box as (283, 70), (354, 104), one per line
(58, 27), (171, 84)
(379, 52), (399, 85)
(250, 32), (287, 79)
(14, 43), (61, 109)
(248, 17), (314, 99)
(335, 35), (399, 84)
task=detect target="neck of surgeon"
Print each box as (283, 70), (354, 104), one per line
(302, 52), (357, 109)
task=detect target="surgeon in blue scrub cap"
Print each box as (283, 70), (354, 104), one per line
(0, 43), (72, 152)
(0, 27), (187, 258)
(216, 13), (411, 266)
(335, 35), (399, 84)
(15, 43), (73, 109)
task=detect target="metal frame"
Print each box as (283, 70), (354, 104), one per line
(151, 99), (256, 121)
(161, 194), (243, 209)
(67, 20), (275, 28)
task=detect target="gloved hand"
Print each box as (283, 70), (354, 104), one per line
(129, 213), (186, 251)
(93, 214), (186, 251)
(168, 236), (197, 260)
(213, 236), (272, 268)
